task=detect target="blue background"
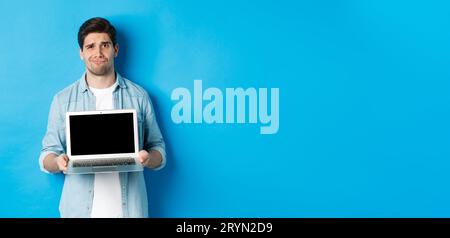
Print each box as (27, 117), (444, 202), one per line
(0, 0), (449, 217)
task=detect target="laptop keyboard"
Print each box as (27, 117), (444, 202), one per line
(72, 158), (136, 167)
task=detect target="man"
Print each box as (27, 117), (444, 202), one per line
(39, 17), (166, 218)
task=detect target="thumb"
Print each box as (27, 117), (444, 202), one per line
(138, 150), (149, 163)
(58, 154), (68, 166)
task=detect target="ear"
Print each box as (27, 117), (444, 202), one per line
(79, 48), (84, 60)
(114, 43), (119, 58)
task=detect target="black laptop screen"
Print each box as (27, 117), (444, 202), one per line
(69, 112), (135, 155)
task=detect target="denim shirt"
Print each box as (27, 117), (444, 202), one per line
(39, 72), (166, 218)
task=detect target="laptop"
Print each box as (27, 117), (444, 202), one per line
(65, 109), (143, 174)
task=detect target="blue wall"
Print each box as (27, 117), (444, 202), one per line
(1, 0), (450, 217)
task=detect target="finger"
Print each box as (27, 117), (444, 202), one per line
(139, 150), (149, 156)
(62, 155), (69, 162)
(138, 154), (145, 163)
(57, 162), (65, 170)
(57, 155), (65, 162)
(57, 156), (68, 170)
(57, 159), (64, 167)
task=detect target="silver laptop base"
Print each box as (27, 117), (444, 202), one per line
(66, 164), (143, 174)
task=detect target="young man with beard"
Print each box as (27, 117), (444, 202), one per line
(39, 17), (166, 218)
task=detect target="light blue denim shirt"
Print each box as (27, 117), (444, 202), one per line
(39, 72), (166, 218)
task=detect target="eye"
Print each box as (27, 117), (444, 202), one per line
(102, 43), (110, 48)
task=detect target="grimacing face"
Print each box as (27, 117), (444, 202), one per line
(79, 32), (118, 76)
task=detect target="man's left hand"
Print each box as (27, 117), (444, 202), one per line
(138, 150), (162, 169)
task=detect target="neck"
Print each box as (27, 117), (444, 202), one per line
(86, 70), (116, 89)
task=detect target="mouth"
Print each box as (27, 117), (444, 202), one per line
(92, 60), (107, 65)
(89, 57), (107, 64)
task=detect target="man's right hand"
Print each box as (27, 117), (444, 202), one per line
(43, 153), (69, 173)
(56, 154), (69, 173)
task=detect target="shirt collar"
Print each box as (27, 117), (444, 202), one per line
(79, 71), (127, 93)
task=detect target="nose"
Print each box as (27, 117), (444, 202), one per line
(96, 46), (104, 58)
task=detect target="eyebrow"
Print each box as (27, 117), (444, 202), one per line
(84, 41), (112, 48)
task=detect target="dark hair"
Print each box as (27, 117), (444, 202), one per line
(78, 17), (117, 49)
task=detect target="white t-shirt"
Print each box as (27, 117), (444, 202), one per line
(89, 80), (123, 218)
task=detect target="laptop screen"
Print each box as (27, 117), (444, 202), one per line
(69, 112), (135, 155)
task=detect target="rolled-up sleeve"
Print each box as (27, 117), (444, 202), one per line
(39, 95), (66, 173)
(143, 93), (167, 171)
